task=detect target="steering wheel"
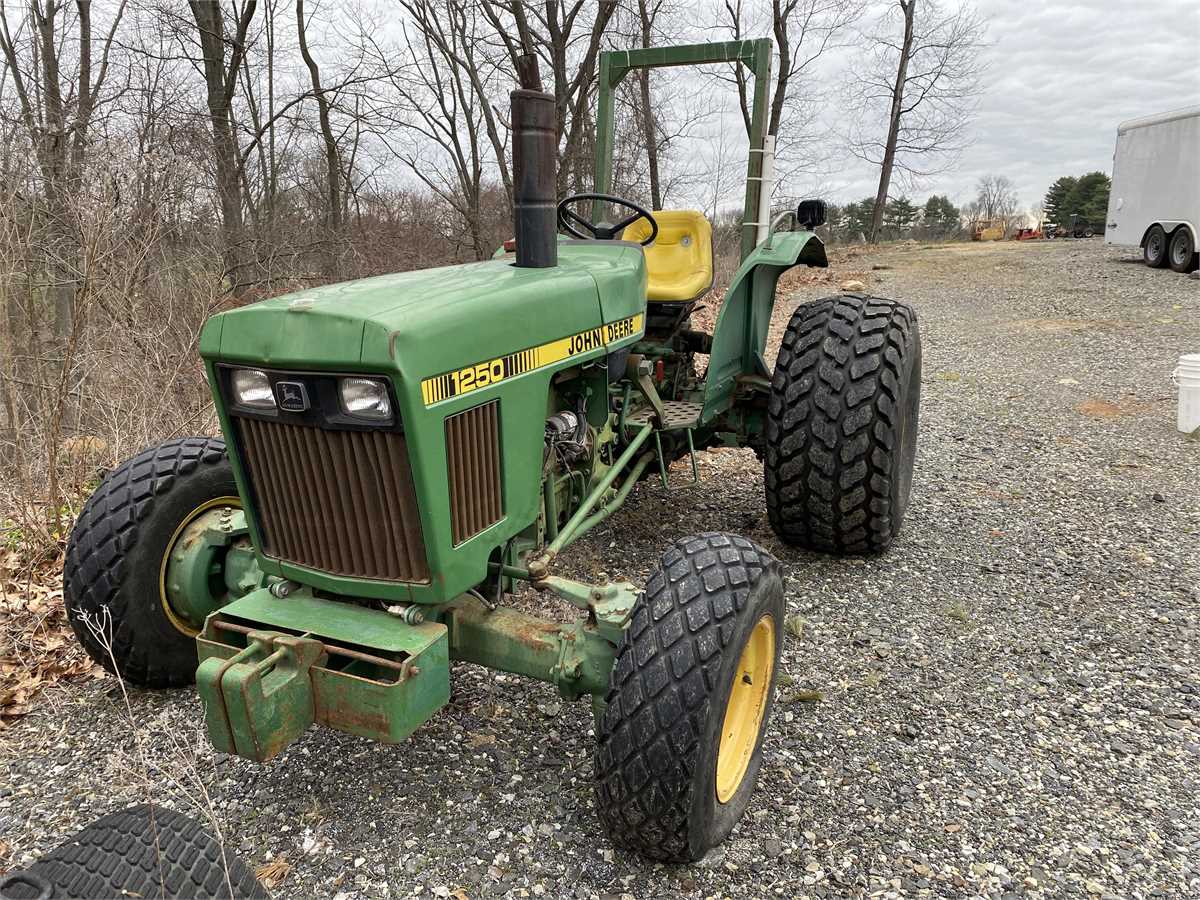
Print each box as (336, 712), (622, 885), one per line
(557, 193), (659, 245)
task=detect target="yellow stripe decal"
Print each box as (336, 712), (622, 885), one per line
(421, 313), (643, 406)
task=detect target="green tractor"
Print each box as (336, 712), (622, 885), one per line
(64, 41), (920, 863)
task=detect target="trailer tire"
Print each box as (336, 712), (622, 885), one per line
(1144, 224), (1170, 267)
(0, 804), (267, 899)
(764, 294), (921, 554)
(1169, 226), (1197, 273)
(64, 437), (239, 688)
(594, 533), (784, 862)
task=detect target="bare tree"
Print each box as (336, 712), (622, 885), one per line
(480, 0), (618, 194)
(188, 0), (258, 289)
(373, 2), (501, 260)
(634, 0), (665, 209)
(716, 0), (859, 158)
(0, 0), (127, 338)
(975, 174), (1017, 223)
(398, 0), (514, 204)
(846, 0), (987, 242)
(296, 0), (341, 277)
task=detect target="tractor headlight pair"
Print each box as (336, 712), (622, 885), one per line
(230, 368), (391, 421)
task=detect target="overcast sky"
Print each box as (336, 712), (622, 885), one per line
(820, 0), (1200, 212)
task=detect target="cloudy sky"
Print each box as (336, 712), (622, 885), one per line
(821, 0), (1200, 212)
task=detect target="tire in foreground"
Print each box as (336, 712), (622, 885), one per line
(765, 293), (921, 554)
(594, 532), (785, 862)
(0, 804), (266, 899)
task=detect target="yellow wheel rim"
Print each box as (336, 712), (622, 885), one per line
(715, 614), (776, 803)
(158, 496), (242, 637)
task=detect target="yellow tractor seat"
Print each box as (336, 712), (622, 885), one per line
(621, 210), (713, 302)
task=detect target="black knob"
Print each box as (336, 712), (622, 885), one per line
(796, 199), (827, 229)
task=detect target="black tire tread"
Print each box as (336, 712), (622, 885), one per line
(594, 532), (779, 862)
(0, 804), (265, 899)
(764, 293), (917, 554)
(63, 437), (231, 687)
(1144, 224), (1169, 268)
(1168, 226), (1197, 273)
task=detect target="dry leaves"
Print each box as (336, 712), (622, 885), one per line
(1, 548), (102, 727)
(255, 856), (292, 889)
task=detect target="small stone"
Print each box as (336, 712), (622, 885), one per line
(764, 838), (783, 858)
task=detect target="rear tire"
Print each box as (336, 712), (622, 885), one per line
(0, 804), (266, 899)
(64, 437), (238, 687)
(1144, 224), (1169, 268)
(594, 533), (784, 862)
(1169, 226), (1197, 273)
(765, 294), (921, 554)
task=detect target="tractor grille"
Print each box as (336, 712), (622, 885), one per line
(445, 400), (503, 545)
(236, 417), (430, 582)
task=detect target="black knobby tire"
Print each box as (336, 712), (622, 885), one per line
(0, 804), (266, 900)
(764, 293), (921, 554)
(1168, 226), (1197, 273)
(594, 533), (785, 862)
(1144, 224), (1169, 268)
(64, 437), (237, 687)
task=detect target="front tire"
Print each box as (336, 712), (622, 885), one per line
(594, 533), (784, 862)
(64, 437), (239, 687)
(765, 294), (921, 554)
(1144, 224), (1169, 268)
(1169, 226), (1197, 273)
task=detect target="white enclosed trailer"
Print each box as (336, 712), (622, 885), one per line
(1105, 106), (1199, 272)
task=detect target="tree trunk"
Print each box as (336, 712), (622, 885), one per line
(869, 0), (915, 243)
(189, 1), (256, 291)
(296, 0), (341, 279)
(636, 1), (661, 209)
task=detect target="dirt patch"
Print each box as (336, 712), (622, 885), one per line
(1010, 318), (1129, 334)
(1076, 397), (1159, 418)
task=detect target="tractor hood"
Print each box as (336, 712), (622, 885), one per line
(198, 242), (647, 378)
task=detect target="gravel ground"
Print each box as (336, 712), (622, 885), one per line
(2, 239), (1198, 899)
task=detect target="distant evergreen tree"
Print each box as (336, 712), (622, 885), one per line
(1042, 172), (1109, 233)
(883, 196), (919, 239)
(822, 202), (845, 242)
(1063, 171), (1111, 228)
(843, 197), (876, 241)
(922, 194), (961, 238)
(1043, 175), (1078, 226)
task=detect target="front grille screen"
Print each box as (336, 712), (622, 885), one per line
(237, 417), (430, 582)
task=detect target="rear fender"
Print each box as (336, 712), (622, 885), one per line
(700, 231), (826, 424)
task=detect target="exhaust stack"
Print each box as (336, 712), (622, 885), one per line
(510, 87), (557, 268)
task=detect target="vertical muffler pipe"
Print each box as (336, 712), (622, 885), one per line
(511, 85), (557, 268)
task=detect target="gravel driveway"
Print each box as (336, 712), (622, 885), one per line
(2, 240), (1197, 899)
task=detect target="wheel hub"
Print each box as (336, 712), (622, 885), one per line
(715, 614), (775, 803)
(160, 497), (250, 635)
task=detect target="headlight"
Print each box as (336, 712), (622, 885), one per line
(340, 377), (391, 420)
(231, 368), (275, 408)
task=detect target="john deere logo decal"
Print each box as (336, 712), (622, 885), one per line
(421, 313), (644, 405)
(275, 381), (309, 412)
